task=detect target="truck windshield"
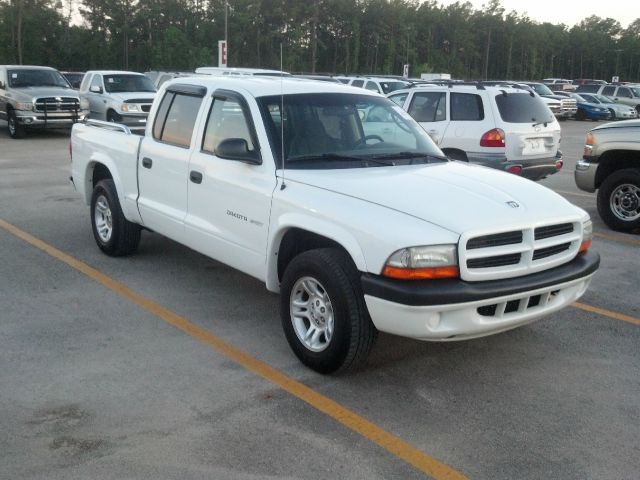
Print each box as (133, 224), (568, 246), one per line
(528, 84), (555, 96)
(379, 81), (410, 94)
(630, 87), (640, 98)
(258, 93), (446, 169)
(8, 69), (71, 88)
(103, 74), (156, 93)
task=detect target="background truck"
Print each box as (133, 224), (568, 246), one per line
(0, 65), (89, 138)
(71, 76), (599, 373)
(576, 119), (640, 232)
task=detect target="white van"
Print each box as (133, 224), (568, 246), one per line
(387, 84), (563, 180)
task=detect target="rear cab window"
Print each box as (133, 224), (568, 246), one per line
(495, 93), (553, 124)
(153, 85), (206, 148)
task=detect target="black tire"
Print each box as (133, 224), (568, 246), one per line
(609, 109), (616, 120)
(596, 168), (640, 232)
(7, 109), (26, 139)
(575, 109), (586, 121)
(444, 150), (468, 162)
(280, 248), (377, 374)
(90, 179), (141, 256)
(107, 110), (121, 123)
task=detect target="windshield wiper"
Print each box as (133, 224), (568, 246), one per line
(287, 153), (394, 168)
(532, 119), (550, 127)
(372, 151), (448, 163)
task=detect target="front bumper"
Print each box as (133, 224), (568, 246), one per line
(16, 109), (89, 128)
(117, 113), (149, 128)
(574, 159), (598, 192)
(467, 150), (563, 180)
(361, 250), (599, 341)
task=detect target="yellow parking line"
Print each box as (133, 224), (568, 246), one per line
(0, 218), (467, 480)
(573, 302), (640, 327)
(594, 232), (640, 247)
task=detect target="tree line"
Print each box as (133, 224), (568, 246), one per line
(1, 0), (639, 82)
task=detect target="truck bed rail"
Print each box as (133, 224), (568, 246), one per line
(84, 119), (133, 135)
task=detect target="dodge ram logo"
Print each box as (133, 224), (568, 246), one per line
(506, 201), (520, 208)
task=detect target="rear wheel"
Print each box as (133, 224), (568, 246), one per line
(575, 109), (586, 121)
(597, 168), (640, 232)
(280, 248), (377, 373)
(7, 110), (26, 139)
(90, 179), (141, 256)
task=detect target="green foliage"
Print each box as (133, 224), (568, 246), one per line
(0, 0), (638, 82)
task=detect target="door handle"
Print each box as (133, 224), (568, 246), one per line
(142, 157), (152, 169)
(190, 170), (203, 184)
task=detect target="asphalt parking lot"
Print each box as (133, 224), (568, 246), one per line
(1, 119), (638, 480)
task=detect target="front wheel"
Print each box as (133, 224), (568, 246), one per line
(597, 168), (640, 232)
(280, 248), (377, 373)
(575, 109), (586, 121)
(609, 109), (616, 120)
(8, 110), (26, 138)
(90, 179), (141, 256)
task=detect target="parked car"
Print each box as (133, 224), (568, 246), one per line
(79, 70), (156, 128)
(61, 71), (85, 89)
(388, 84), (563, 180)
(577, 93), (637, 120)
(576, 84), (640, 115)
(0, 64), (89, 138)
(576, 119), (640, 231)
(554, 92), (610, 121)
(336, 76), (411, 95)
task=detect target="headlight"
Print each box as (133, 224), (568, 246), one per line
(383, 244), (459, 280)
(80, 98), (89, 110)
(15, 101), (33, 111)
(120, 103), (142, 113)
(579, 219), (593, 253)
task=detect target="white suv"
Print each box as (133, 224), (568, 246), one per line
(387, 84), (563, 180)
(336, 76), (410, 95)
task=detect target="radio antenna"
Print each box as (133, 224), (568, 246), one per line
(279, 42), (286, 190)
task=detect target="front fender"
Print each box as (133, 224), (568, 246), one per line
(265, 213), (367, 293)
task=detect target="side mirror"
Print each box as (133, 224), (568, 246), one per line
(89, 85), (103, 94)
(214, 138), (261, 164)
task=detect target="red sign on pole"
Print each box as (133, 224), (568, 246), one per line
(218, 40), (227, 67)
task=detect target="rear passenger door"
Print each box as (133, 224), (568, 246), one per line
(407, 90), (448, 144)
(137, 84), (206, 243)
(184, 89), (276, 279)
(445, 92), (485, 153)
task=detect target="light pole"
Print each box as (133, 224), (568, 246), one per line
(614, 48), (623, 79)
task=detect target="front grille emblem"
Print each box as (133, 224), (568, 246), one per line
(506, 201), (520, 208)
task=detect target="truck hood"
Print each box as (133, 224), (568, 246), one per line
(12, 86), (79, 100)
(107, 92), (156, 103)
(284, 162), (583, 234)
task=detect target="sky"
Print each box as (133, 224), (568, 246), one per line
(437, 0), (639, 28)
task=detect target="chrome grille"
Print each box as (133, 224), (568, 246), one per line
(35, 97), (80, 112)
(560, 99), (577, 114)
(459, 220), (583, 281)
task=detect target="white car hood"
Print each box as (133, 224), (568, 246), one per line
(14, 87), (78, 99)
(284, 161), (582, 234)
(108, 92), (156, 103)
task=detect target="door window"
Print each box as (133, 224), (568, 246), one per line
(202, 98), (255, 155)
(350, 79), (364, 88)
(90, 74), (102, 91)
(364, 81), (380, 93)
(388, 93), (407, 106)
(617, 88), (632, 98)
(152, 92), (203, 148)
(450, 93), (484, 121)
(602, 86), (616, 96)
(408, 92), (446, 122)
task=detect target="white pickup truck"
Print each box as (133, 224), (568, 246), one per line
(70, 77), (600, 373)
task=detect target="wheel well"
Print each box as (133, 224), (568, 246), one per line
(595, 151), (640, 188)
(92, 163), (113, 189)
(442, 148), (468, 162)
(277, 228), (348, 281)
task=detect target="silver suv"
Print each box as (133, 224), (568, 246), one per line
(0, 65), (89, 138)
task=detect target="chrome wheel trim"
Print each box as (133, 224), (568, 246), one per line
(290, 276), (334, 352)
(94, 194), (113, 242)
(610, 183), (640, 222)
